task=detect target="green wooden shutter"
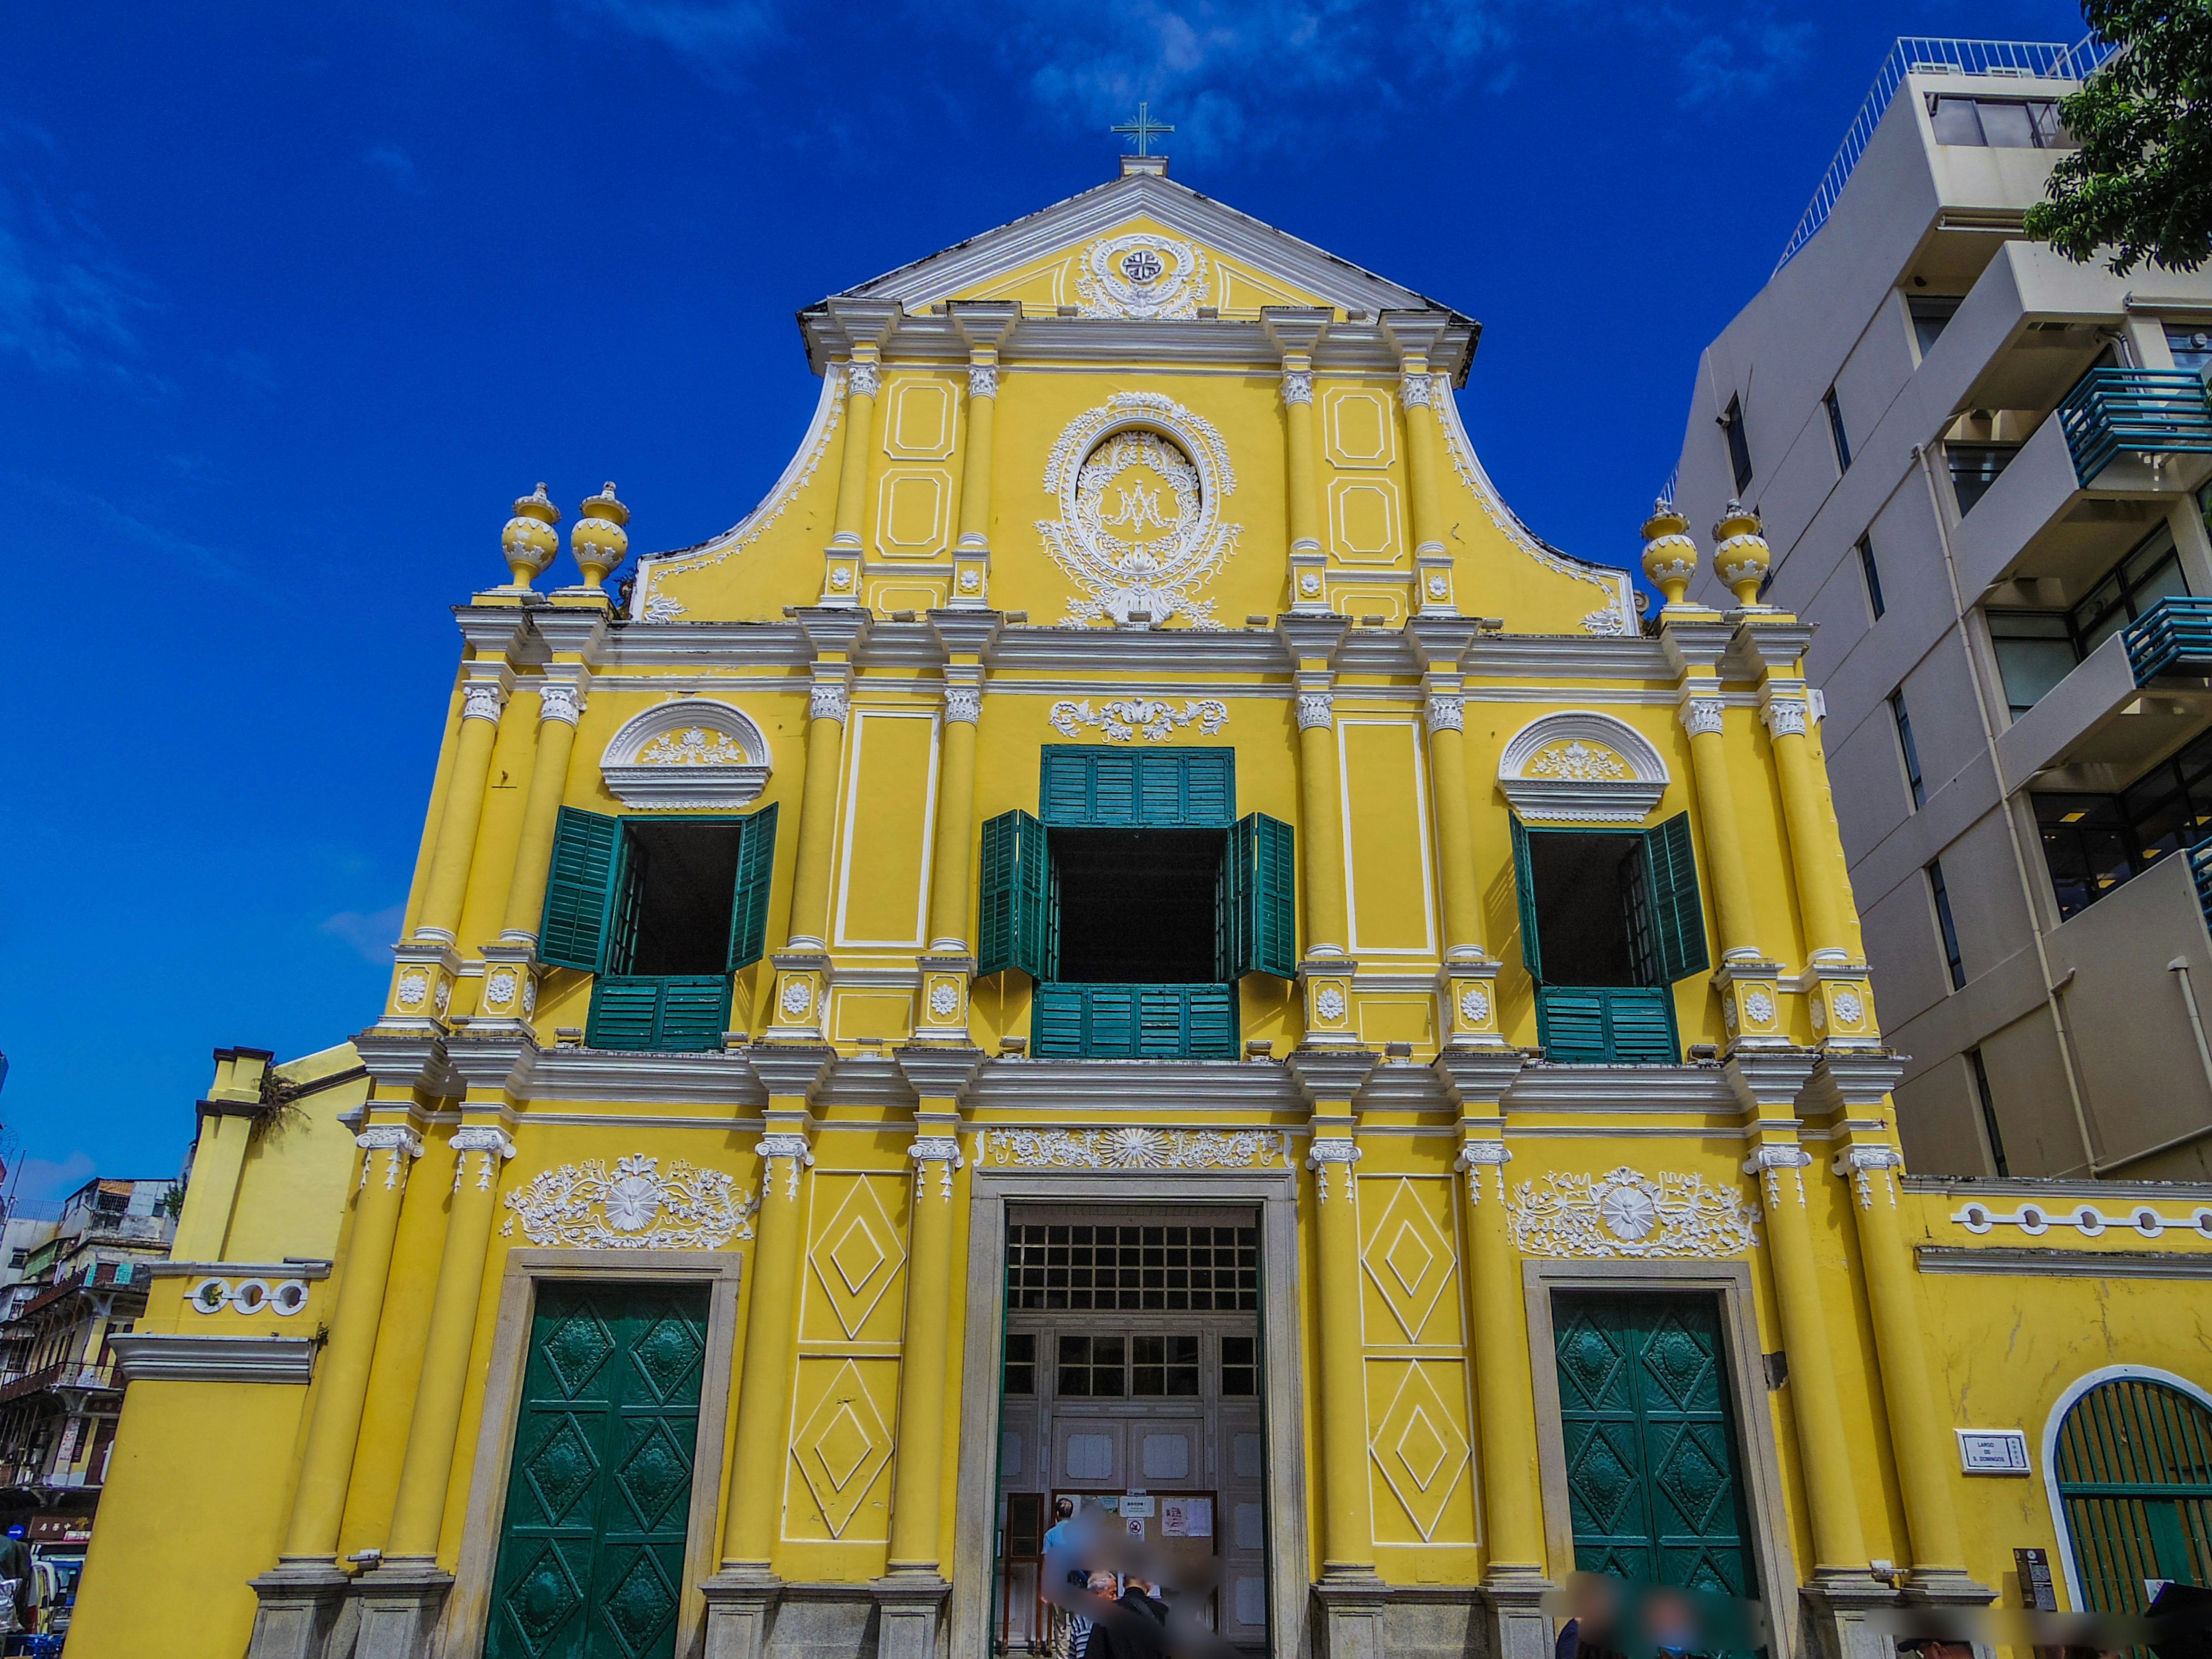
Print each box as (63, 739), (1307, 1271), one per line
(1033, 983), (1085, 1057)
(585, 978), (664, 1050)
(1187, 983), (1239, 1058)
(979, 809), (1052, 979)
(1085, 984), (1140, 1056)
(1535, 987), (1607, 1063)
(1223, 813), (1296, 979)
(1643, 812), (1710, 981)
(725, 802), (779, 973)
(656, 978), (734, 1050)
(540, 808), (624, 972)
(606, 832), (646, 975)
(1607, 988), (1680, 1065)
(1510, 816), (1544, 984)
(1039, 747), (1236, 827)
(1180, 751), (1235, 825)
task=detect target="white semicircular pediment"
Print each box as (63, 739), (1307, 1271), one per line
(1498, 711), (1668, 824)
(600, 699), (771, 810)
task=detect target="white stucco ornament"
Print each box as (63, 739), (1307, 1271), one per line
(929, 982), (960, 1017)
(1037, 392), (1240, 628)
(485, 969), (517, 1007)
(600, 699), (770, 810)
(1075, 232), (1209, 321)
(1048, 698), (1228, 743)
(501, 1153), (753, 1249)
(987, 1127), (1286, 1171)
(1743, 988), (1776, 1025)
(395, 971), (429, 1009)
(1457, 985), (1491, 1024)
(1832, 988), (1865, 1026)
(1509, 1167), (1760, 1259)
(780, 978), (813, 1017)
(1313, 987), (1347, 1021)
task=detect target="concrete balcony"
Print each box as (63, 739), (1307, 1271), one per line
(1915, 241), (2126, 427)
(1998, 601), (2212, 792)
(2059, 369), (2212, 493)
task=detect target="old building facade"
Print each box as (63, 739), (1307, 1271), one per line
(71, 156), (2212, 1659)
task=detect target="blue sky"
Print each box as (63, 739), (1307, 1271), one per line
(1, 0), (2089, 1192)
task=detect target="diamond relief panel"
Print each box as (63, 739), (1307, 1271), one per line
(1366, 1359), (1475, 1544)
(787, 1356), (897, 1541)
(1358, 1177), (1460, 1345)
(803, 1175), (910, 1343)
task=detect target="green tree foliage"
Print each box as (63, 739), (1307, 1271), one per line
(2024, 1), (2212, 274)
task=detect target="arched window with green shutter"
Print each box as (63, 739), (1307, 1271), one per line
(2054, 1374), (2212, 1614)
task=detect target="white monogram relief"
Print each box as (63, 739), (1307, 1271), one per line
(1508, 1167), (1761, 1259)
(1037, 393), (1240, 628)
(968, 365), (998, 399)
(637, 728), (752, 767)
(910, 1135), (965, 1199)
(988, 1127), (1287, 1171)
(1075, 233), (1209, 320)
(502, 1153), (753, 1248)
(1426, 695), (1465, 735)
(1296, 692), (1334, 732)
(1529, 741), (1628, 782)
(1047, 698), (1229, 743)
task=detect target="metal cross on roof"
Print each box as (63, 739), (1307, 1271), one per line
(1111, 103), (1175, 157)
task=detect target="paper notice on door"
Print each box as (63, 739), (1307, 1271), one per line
(1126, 1516), (1145, 1537)
(1119, 1496), (1155, 1517)
(1161, 1497), (1212, 1538)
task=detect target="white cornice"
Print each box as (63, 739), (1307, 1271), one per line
(111, 1334), (316, 1386)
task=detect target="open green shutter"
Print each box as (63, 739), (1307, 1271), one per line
(979, 809), (1051, 979)
(1509, 816), (1544, 984)
(1643, 812), (1710, 981)
(540, 808), (623, 971)
(725, 802), (779, 974)
(1224, 813), (1296, 979)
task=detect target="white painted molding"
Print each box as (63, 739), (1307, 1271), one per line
(599, 698), (771, 810)
(110, 1332), (317, 1385)
(1498, 710), (1669, 824)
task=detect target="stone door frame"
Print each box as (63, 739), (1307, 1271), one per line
(1521, 1258), (1801, 1658)
(950, 1167), (1311, 1659)
(444, 1248), (746, 1659)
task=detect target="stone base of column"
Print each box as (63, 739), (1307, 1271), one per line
(870, 1570), (950, 1659)
(245, 1558), (352, 1659)
(1481, 1570), (1559, 1659)
(701, 1568), (783, 1659)
(1800, 1573), (1907, 1659)
(1311, 1570), (1389, 1659)
(1900, 1567), (1996, 1605)
(348, 1559), (454, 1659)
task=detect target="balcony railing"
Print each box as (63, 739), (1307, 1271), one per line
(2059, 369), (2212, 486)
(0, 1362), (119, 1406)
(2126, 597), (2212, 685)
(2191, 839), (2212, 935)
(1033, 983), (1239, 1060)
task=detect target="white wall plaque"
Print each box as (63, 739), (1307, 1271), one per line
(1957, 1428), (2031, 1475)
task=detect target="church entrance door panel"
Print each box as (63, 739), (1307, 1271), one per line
(484, 1280), (711, 1659)
(995, 1209), (1268, 1654)
(1551, 1289), (1758, 1596)
(2056, 1377), (2212, 1615)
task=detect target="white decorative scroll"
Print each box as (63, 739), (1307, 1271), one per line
(1047, 698), (1228, 743)
(1036, 392), (1240, 628)
(1832, 1144), (1903, 1210)
(846, 361), (880, 399)
(461, 681), (509, 724)
(1455, 1141), (1510, 1205)
(987, 1127), (1287, 1172)
(968, 365), (998, 399)
(451, 1126), (517, 1193)
(1744, 1144), (1814, 1208)
(1296, 692), (1334, 732)
(909, 1135), (965, 1200)
(1074, 232), (1209, 321)
(1306, 1138), (1360, 1202)
(600, 698), (770, 810)
(357, 1127), (425, 1192)
(501, 1154), (753, 1248)
(1508, 1167), (1760, 1259)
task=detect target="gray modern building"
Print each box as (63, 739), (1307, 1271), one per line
(1671, 37), (2212, 1179)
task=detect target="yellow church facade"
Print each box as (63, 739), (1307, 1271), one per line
(73, 157), (2212, 1659)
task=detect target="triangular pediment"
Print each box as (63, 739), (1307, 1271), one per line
(834, 168), (1458, 323)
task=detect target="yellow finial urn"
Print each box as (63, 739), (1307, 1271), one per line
(571, 482), (630, 588)
(501, 484), (561, 589)
(1711, 500), (1771, 607)
(1639, 498), (1699, 607)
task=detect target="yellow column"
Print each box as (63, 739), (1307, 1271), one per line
(498, 678), (586, 943)
(1284, 362), (1320, 555)
(783, 672), (850, 951)
(278, 1125), (423, 1560)
(925, 676), (981, 952)
(1678, 692), (1761, 960)
(1402, 360), (1446, 562)
(1308, 1131), (1374, 1573)
(1295, 681), (1349, 955)
(721, 1127), (814, 1570)
(1425, 681), (1482, 956)
(1834, 1140), (1968, 1582)
(884, 1128), (962, 1574)
(412, 670), (513, 944)
(820, 353), (881, 604)
(1455, 1138), (1546, 1574)
(956, 365), (996, 549)
(1747, 1138), (1868, 1574)
(382, 1127), (513, 1561)
(1762, 692), (1854, 961)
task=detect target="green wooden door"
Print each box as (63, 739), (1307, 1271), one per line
(1552, 1291), (1756, 1595)
(2056, 1378), (2212, 1615)
(487, 1282), (711, 1659)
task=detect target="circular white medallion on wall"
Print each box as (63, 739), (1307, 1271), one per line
(1074, 232), (1209, 320)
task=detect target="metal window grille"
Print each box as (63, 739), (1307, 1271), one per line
(2055, 1379), (2212, 1616)
(1006, 1224), (1259, 1312)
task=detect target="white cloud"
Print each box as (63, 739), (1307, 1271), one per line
(0, 123), (156, 381)
(320, 903), (406, 964)
(12, 1152), (96, 1203)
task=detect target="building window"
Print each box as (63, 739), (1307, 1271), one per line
(1510, 815), (1709, 1065)
(1221, 1335), (1257, 1397)
(1984, 524), (2187, 717)
(1132, 1335), (1200, 1397)
(1929, 96), (2070, 149)
(1929, 859), (1966, 990)
(1857, 535), (1887, 619)
(2035, 725), (2212, 918)
(1824, 387), (1853, 472)
(1721, 395), (1753, 493)
(1056, 1334), (1127, 1398)
(1005, 1222), (1259, 1312)
(2168, 322), (2212, 380)
(1002, 1332), (1036, 1395)
(1890, 689), (1925, 808)
(1948, 442), (2021, 516)
(1969, 1048), (2009, 1177)
(1910, 296), (1961, 359)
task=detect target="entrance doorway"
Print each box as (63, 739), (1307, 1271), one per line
(994, 1207), (1269, 1654)
(2055, 1376), (2212, 1613)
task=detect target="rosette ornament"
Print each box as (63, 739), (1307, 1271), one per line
(501, 483), (562, 589)
(1639, 498), (1699, 607)
(1711, 499), (1771, 607)
(570, 481), (630, 588)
